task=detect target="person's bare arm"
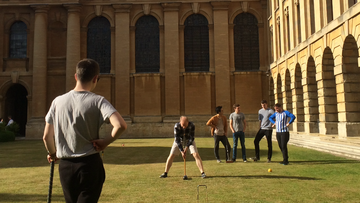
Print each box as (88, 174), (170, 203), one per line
(43, 123), (57, 163)
(92, 112), (127, 151)
(230, 119), (235, 133)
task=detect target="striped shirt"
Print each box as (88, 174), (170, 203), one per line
(269, 110), (296, 132)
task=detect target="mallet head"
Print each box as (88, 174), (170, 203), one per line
(183, 175), (188, 180)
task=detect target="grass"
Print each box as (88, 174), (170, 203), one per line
(0, 137), (359, 203)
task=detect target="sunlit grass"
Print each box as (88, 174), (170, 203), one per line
(0, 138), (359, 202)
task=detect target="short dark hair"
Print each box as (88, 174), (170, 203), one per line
(274, 103), (282, 108)
(261, 100), (267, 104)
(215, 106), (222, 114)
(76, 59), (100, 83)
(233, 104), (240, 109)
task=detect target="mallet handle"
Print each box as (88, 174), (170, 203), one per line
(47, 161), (55, 203)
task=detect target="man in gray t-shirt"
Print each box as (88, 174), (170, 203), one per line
(43, 59), (127, 202)
(250, 100), (274, 162)
(229, 104), (247, 162)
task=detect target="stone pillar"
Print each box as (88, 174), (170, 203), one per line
(113, 4), (132, 117)
(316, 64), (338, 135)
(332, 0), (343, 19)
(335, 68), (360, 137)
(162, 3), (181, 116)
(292, 69), (305, 132)
(64, 4), (81, 91)
(211, 2), (231, 113)
(299, 0), (308, 40)
(26, 5), (49, 138)
(31, 5), (49, 118)
(302, 77), (319, 133)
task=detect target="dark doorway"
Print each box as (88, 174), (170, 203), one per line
(5, 84), (28, 136)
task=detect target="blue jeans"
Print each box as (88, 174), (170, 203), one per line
(233, 131), (246, 160)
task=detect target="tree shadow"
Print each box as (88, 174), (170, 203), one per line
(288, 160), (360, 165)
(0, 193), (64, 202)
(101, 146), (273, 165)
(206, 175), (321, 180)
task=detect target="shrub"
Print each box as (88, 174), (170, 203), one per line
(5, 122), (20, 134)
(0, 130), (15, 142)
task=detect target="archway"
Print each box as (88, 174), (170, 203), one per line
(5, 84), (28, 136)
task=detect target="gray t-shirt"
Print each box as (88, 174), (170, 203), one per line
(45, 90), (117, 159)
(229, 112), (245, 132)
(258, 108), (275, 130)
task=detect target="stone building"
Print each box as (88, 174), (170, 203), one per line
(0, 0), (271, 138)
(268, 0), (360, 137)
(4, 0), (359, 139)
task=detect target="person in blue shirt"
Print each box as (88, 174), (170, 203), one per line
(269, 103), (296, 165)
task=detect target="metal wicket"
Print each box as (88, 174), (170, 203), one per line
(197, 185), (208, 202)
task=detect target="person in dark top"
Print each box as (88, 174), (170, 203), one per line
(159, 116), (206, 178)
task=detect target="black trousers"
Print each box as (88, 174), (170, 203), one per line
(59, 153), (105, 203)
(276, 132), (290, 162)
(254, 129), (273, 160)
(214, 134), (231, 160)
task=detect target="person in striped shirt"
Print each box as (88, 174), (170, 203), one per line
(269, 103), (296, 165)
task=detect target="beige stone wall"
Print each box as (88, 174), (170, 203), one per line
(269, 1), (360, 137)
(0, 1), (270, 138)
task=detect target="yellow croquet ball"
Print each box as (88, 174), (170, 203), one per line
(268, 168), (272, 172)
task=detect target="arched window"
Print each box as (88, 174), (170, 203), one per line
(9, 21), (27, 58)
(184, 14), (209, 72)
(234, 13), (259, 71)
(87, 17), (111, 73)
(135, 15), (160, 73)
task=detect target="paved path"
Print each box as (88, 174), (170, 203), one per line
(273, 132), (360, 160)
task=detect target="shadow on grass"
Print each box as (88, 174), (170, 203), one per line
(0, 193), (64, 202)
(206, 175), (321, 180)
(102, 146), (275, 165)
(289, 160), (360, 165)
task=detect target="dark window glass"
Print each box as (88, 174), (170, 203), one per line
(234, 13), (259, 71)
(87, 17), (111, 73)
(327, 0), (333, 22)
(10, 21), (27, 58)
(184, 14), (209, 72)
(135, 15), (160, 73)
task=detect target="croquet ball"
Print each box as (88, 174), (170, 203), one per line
(268, 168), (272, 172)
(122, 144), (124, 146)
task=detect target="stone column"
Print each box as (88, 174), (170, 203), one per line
(26, 5), (49, 138)
(211, 2), (231, 113)
(113, 4), (132, 117)
(162, 3), (181, 116)
(31, 5), (49, 118)
(302, 76), (319, 133)
(292, 71), (305, 132)
(64, 4), (81, 91)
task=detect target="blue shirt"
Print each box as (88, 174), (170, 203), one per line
(269, 110), (296, 132)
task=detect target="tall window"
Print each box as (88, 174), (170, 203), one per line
(297, 4), (302, 44)
(348, 0), (358, 7)
(326, 0), (333, 23)
(268, 0), (272, 18)
(286, 14), (291, 52)
(184, 14), (209, 72)
(87, 17), (111, 73)
(9, 21), (27, 58)
(234, 13), (259, 71)
(310, 0), (315, 34)
(278, 22), (282, 57)
(270, 29), (274, 63)
(135, 15), (160, 73)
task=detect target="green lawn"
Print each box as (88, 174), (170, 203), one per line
(0, 138), (359, 203)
